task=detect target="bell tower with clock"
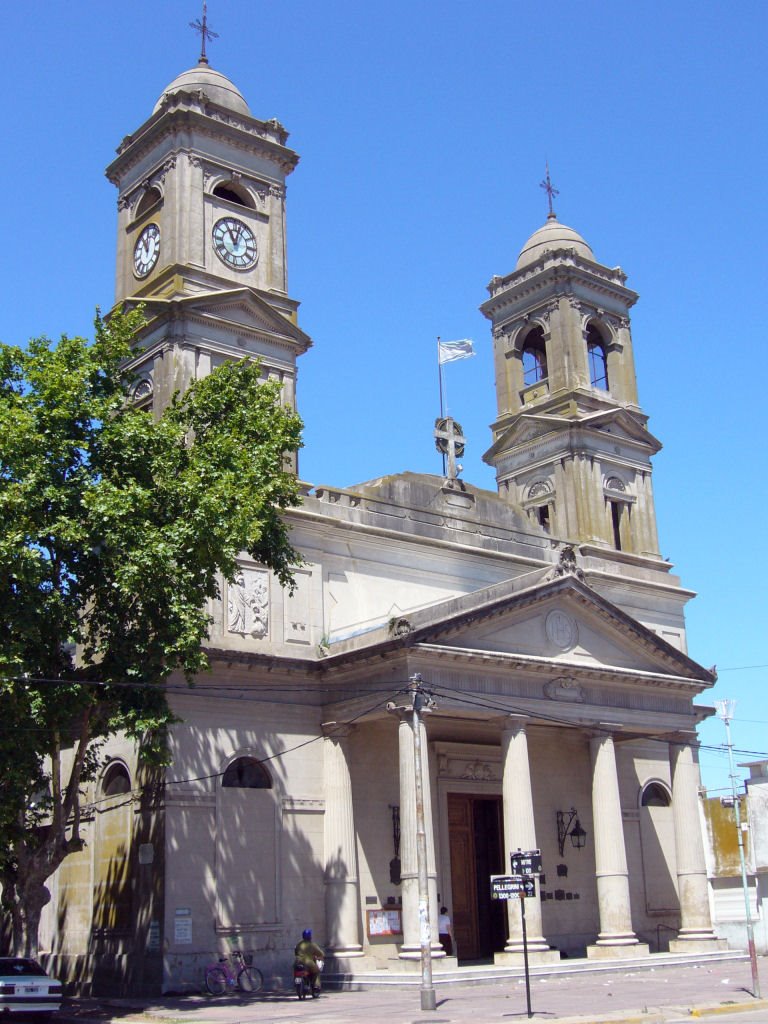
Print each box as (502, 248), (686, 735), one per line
(105, 57), (311, 423)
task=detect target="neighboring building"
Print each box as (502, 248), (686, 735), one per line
(39, 58), (727, 994)
(702, 761), (768, 952)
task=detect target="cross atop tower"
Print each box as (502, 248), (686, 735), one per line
(539, 161), (560, 220)
(189, 1), (219, 65)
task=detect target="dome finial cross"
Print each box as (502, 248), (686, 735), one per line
(190, 1), (219, 65)
(540, 161), (559, 220)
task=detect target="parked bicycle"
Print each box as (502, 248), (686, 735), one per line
(204, 950), (263, 995)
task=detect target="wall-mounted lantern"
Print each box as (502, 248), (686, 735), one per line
(556, 807), (588, 855)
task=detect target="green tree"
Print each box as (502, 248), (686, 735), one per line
(0, 308), (303, 956)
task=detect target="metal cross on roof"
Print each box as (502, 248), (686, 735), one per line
(540, 161), (559, 218)
(434, 417), (466, 481)
(190, 1), (219, 65)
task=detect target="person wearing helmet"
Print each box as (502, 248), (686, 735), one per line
(294, 928), (325, 994)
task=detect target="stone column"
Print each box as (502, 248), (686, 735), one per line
(587, 732), (647, 957)
(323, 726), (363, 957)
(397, 714), (443, 959)
(495, 717), (556, 964)
(668, 740), (724, 951)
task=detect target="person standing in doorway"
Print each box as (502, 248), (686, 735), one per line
(438, 906), (454, 956)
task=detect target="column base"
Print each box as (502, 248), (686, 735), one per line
(494, 949), (561, 966)
(587, 942), (650, 960)
(398, 943), (447, 961)
(669, 937), (728, 953)
(326, 944), (365, 958)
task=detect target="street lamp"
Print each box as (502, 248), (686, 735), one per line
(714, 699), (761, 998)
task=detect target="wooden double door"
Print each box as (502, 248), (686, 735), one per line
(447, 793), (507, 960)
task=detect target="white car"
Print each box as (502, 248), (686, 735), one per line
(0, 958), (62, 1017)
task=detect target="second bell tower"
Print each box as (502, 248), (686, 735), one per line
(482, 213), (662, 562)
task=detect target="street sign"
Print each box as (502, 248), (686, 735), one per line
(490, 874), (536, 900)
(510, 849), (542, 876)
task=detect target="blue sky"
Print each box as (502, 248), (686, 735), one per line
(1, 1), (765, 792)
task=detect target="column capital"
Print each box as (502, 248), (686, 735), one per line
(498, 713), (530, 733)
(322, 721), (355, 740)
(666, 731), (700, 749)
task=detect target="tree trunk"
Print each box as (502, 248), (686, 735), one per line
(2, 857), (55, 958)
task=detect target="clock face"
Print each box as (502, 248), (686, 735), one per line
(212, 217), (258, 269)
(133, 223), (160, 278)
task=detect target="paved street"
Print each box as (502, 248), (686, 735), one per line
(58, 958), (767, 1024)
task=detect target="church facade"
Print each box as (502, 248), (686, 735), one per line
(40, 59), (725, 995)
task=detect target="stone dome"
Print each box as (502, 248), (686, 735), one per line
(516, 214), (594, 270)
(153, 62), (251, 116)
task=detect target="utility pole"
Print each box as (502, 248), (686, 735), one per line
(388, 674), (437, 1012)
(715, 699), (761, 998)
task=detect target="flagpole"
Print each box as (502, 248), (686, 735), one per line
(437, 338), (446, 475)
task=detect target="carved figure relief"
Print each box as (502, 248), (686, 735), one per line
(462, 761), (494, 781)
(227, 569), (269, 639)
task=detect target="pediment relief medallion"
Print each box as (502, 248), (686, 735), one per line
(545, 608), (579, 651)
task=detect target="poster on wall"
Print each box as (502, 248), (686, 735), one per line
(174, 910), (192, 944)
(366, 909), (403, 937)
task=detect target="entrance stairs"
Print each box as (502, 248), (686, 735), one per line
(325, 948), (748, 990)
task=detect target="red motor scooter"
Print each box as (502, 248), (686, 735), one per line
(293, 956), (323, 999)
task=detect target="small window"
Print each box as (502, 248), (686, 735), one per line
(587, 325), (608, 390)
(135, 187), (162, 219)
(536, 504), (551, 533)
(521, 327), (547, 385)
(641, 782), (671, 807)
(213, 182), (254, 208)
(222, 756), (272, 789)
(102, 763), (131, 797)
(609, 500), (623, 550)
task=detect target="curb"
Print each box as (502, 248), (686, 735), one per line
(689, 999), (768, 1017)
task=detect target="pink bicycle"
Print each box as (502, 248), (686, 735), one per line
(204, 950), (263, 995)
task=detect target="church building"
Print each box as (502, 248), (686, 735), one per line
(40, 55), (726, 994)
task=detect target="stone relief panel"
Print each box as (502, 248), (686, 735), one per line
(227, 568), (269, 639)
(543, 677), (585, 702)
(284, 569), (311, 645)
(435, 745), (501, 782)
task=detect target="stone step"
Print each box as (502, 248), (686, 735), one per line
(324, 948), (749, 990)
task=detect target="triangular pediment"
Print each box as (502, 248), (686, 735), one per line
(486, 406), (660, 462)
(327, 573), (711, 687)
(134, 288), (312, 351)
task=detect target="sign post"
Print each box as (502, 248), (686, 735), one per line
(491, 848), (541, 1020)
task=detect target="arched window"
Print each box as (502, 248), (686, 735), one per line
(587, 325), (609, 390)
(222, 756), (272, 789)
(135, 187), (162, 219)
(641, 782), (671, 807)
(102, 763), (131, 796)
(213, 182), (254, 209)
(521, 327), (547, 386)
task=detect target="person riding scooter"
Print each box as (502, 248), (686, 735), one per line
(294, 928), (325, 995)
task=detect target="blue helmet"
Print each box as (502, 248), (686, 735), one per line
(302, 928), (312, 941)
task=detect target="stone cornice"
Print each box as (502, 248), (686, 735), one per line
(107, 101), (299, 185)
(409, 643), (708, 692)
(481, 250), (638, 322)
(290, 501), (551, 570)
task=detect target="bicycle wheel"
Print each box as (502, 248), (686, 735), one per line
(237, 966), (263, 993)
(205, 967), (228, 996)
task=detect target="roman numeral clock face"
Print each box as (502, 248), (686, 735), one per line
(212, 217), (258, 269)
(133, 223), (160, 278)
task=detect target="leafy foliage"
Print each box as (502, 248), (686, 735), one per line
(0, 308), (303, 952)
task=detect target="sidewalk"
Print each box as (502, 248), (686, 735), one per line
(56, 956), (767, 1024)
